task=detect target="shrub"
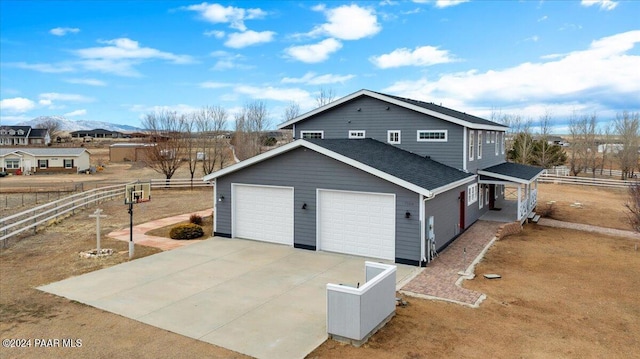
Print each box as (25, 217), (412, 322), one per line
(538, 201), (557, 218)
(189, 213), (203, 225)
(170, 223), (204, 240)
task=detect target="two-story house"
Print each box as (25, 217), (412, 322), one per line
(203, 89), (543, 266)
(0, 126), (51, 146)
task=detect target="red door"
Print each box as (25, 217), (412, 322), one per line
(489, 185), (495, 209)
(459, 190), (465, 230)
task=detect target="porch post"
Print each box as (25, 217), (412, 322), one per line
(517, 185), (522, 220)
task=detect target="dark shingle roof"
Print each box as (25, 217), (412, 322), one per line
(29, 128), (49, 137)
(306, 138), (474, 192)
(373, 91), (507, 128)
(479, 162), (544, 183)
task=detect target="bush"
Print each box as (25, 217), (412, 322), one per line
(538, 201), (557, 218)
(170, 223), (204, 240)
(189, 213), (203, 225)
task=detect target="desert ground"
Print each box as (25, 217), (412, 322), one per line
(1, 160), (638, 358)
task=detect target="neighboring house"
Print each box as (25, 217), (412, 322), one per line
(0, 126), (51, 146)
(69, 128), (125, 139)
(0, 148), (91, 174)
(203, 89), (543, 266)
(109, 143), (153, 162)
(597, 143), (624, 154)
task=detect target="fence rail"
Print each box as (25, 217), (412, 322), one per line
(539, 173), (634, 189)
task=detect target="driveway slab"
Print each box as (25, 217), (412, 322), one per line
(39, 237), (417, 359)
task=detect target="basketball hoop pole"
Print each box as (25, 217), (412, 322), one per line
(128, 198), (134, 259)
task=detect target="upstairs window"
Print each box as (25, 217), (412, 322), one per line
(467, 184), (478, 205)
(417, 130), (447, 142)
(477, 131), (483, 159)
(348, 130), (366, 139)
(469, 130), (475, 161)
(387, 130), (401, 144)
(501, 132), (505, 154)
(300, 131), (324, 139)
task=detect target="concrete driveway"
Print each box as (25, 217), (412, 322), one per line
(39, 237), (417, 359)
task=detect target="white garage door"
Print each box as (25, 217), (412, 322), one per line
(233, 184), (294, 245)
(318, 190), (395, 260)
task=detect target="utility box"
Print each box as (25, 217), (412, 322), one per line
(326, 262), (397, 346)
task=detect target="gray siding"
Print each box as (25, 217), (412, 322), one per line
(215, 147), (422, 263)
(295, 96), (466, 170)
(467, 129), (506, 172)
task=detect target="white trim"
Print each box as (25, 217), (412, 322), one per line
(479, 184), (484, 209)
(417, 130), (447, 142)
(501, 132), (505, 154)
(387, 130), (401, 144)
(467, 184), (478, 205)
(300, 130), (324, 139)
(463, 128), (467, 171)
(477, 169), (543, 185)
(468, 130), (475, 161)
(203, 139), (434, 198)
(348, 130), (366, 139)
(430, 175), (477, 195)
(212, 178), (217, 234)
(477, 131), (482, 160)
(277, 89), (509, 131)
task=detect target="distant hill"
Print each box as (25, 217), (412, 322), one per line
(17, 116), (141, 132)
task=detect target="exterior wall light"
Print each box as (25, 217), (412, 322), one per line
(218, 195), (225, 202)
(405, 211), (411, 219)
(302, 203), (307, 210)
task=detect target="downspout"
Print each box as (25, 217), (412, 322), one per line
(212, 178), (217, 236)
(420, 191), (435, 265)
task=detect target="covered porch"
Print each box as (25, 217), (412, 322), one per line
(478, 162), (545, 223)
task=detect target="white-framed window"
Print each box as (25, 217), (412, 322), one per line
(387, 130), (401, 144)
(38, 159), (48, 169)
(6, 159), (19, 169)
(485, 185), (490, 205)
(417, 130), (447, 142)
(479, 185), (484, 209)
(477, 131), (483, 159)
(486, 131), (491, 144)
(501, 132), (505, 154)
(495, 132), (499, 156)
(491, 131), (496, 143)
(300, 131), (324, 139)
(469, 130), (475, 161)
(348, 130), (366, 139)
(467, 184), (478, 205)
(64, 159), (73, 169)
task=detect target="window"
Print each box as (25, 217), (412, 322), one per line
(348, 130), (366, 139)
(501, 132), (505, 154)
(495, 132), (499, 156)
(64, 159), (74, 169)
(479, 185), (484, 209)
(486, 131), (491, 144)
(467, 184), (478, 205)
(485, 186), (490, 205)
(38, 160), (48, 169)
(6, 159), (19, 169)
(17, 129), (24, 135)
(477, 131), (483, 159)
(387, 130), (401, 144)
(300, 131), (324, 139)
(417, 130), (447, 142)
(491, 131), (496, 143)
(469, 130), (475, 161)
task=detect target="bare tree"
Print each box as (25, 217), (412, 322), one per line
(600, 122), (613, 175)
(496, 112), (534, 163)
(283, 101), (300, 122)
(141, 110), (187, 181)
(195, 105), (229, 175)
(614, 111), (640, 180)
(232, 101), (270, 160)
(568, 112), (598, 176)
(316, 87), (336, 107)
(36, 118), (62, 142)
(625, 181), (640, 238)
(183, 115), (198, 186)
(533, 111), (555, 168)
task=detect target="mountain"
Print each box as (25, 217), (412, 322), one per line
(17, 116), (141, 132)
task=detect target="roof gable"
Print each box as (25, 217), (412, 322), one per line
(278, 89), (508, 131)
(203, 139), (475, 197)
(0, 148), (89, 157)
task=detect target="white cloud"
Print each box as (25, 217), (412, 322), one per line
(207, 51), (252, 70)
(128, 104), (200, 116)
(184, 3), (267, 31)
(10, 62), (75, 73)
(308, 4), (381, 40)
(65, 78), (106, 86)
(234, 85), (312, 103)
(225, 30), (275, 48)
(538, 15), (548, 22)
(412, 0), (469, 8)
(50, 27), (80, 36)
(64, 109), (87, 117)
(74, 38), (194, 76)
(200, 81), (231, 89)
(281, 72), (355, 85)
(38, 93), (94, 107)
(285, 38), (342, 63)
(383, 30), (640, 118)
(581, 0), (618, 11)
(204, 30), (225, 38)
(0, 97), (36, 113)
(370, 45), (457, 68)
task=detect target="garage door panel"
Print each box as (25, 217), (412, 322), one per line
(234, 185), (293, 245)
(318, 190), (395, 260)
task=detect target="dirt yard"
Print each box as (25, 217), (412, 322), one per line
(1, 182), (638, 359)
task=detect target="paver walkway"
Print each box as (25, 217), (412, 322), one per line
(537, 218), (640, 239)
(108, 209), (213, 251)
(401, 220), (502, 307)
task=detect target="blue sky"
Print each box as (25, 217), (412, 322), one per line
(1, 0), (639, 132)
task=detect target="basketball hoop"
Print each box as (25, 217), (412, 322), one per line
(124, 181), (151, 259)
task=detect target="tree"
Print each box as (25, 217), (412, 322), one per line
(316, 87), (336, 107)
(141, 110), (187, 181)
(568, 112), (598, 176)
(183, 115), (197, 186)
(195, 105), (229, 175)
(531, 140), (567, 168)
(614, 111), (640, 180)
(625, 181), (640, 234)
(232, 101), (270, 160)
(37, 118), (62, 142)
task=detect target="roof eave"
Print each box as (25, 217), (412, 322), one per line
(477, 169), (543, 184)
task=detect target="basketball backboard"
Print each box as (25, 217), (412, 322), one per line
(125, 182), (151, 204)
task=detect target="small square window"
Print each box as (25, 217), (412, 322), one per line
(300, 131), (324, 139)
(348, 130), (365, 139)
(387, 130), (401, 144)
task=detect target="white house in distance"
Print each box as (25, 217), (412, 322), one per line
(0, 126), (51, 146)
(0, 148), (91, 175)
